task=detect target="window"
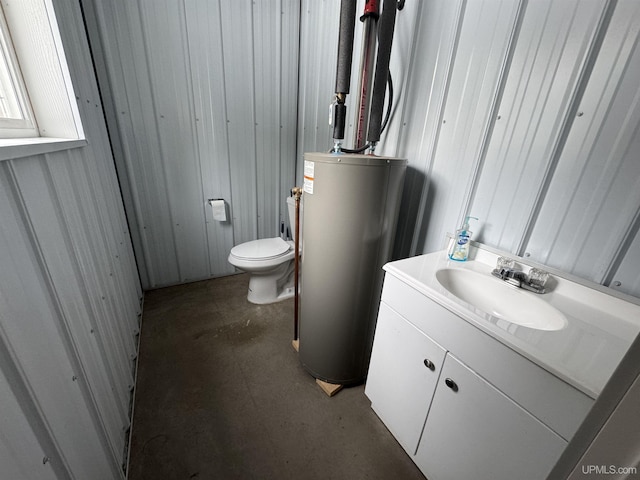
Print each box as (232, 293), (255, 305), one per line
(0, 0), (85, 159)
(0, 5), (38, 138)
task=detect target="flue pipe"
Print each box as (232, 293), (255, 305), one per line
(366, 0), (397, 145)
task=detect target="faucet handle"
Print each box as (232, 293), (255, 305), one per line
(528, 268), (550, 287)
(496, 256), (516, 270)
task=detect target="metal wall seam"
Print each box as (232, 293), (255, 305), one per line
(253, 0), (271, 239)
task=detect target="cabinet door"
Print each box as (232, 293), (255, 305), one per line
(365, 302), (446, 454)
(415, 354), (567, 480)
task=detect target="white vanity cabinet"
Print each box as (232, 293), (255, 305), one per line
(365, 303), (446, 454)
(366, 261), (597, 480)
(415, 353), (566, 480)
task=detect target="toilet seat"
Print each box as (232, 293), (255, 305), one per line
(230, 237), (291, 261)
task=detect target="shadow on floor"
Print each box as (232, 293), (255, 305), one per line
(127, 273), (425, 480)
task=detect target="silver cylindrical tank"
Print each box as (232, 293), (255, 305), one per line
(299, 152), (406, 385)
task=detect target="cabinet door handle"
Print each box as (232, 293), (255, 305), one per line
(423, 359), (435, 371)
(445, 378), (459, 392)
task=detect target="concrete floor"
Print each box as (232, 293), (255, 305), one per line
(127, 273), (426, 480)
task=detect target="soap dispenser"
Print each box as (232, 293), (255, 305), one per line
(448, 216), (478, 261)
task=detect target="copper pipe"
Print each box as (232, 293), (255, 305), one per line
(292, 187), (303, 341)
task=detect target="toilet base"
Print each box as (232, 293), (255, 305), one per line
(246, 261), (295, 304)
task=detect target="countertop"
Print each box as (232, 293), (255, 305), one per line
(383, 246), (640, 398)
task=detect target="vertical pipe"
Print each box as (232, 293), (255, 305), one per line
(292, 187), (302, 341)
(334, 0), (358, 96)
(333, 0), (357, 143)
(367, 0), (397, 144)
(354, 1), (379, 149)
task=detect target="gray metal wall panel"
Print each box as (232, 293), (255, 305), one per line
(0, 0), (141, 478)
(89, 0), (300, 288)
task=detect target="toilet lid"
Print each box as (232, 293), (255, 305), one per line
(230, 237), (291, 260)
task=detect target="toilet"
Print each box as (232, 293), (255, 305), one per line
(228, 196), (302, 304)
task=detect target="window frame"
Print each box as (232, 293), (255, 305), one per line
(0, 0), (86, 160)
(0, 4), (38, 137)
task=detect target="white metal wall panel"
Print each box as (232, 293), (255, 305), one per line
(392, 0), (464, 258)
(139, 1), (211, 284)
(296, 0), (341, 164)
(609, 226), (640, 297)
(279, 3), (301, 232)
(409, 0), (522, 254)
(0, 357), (60, 480)
(470, 0), (605, 253)
(0, 0), (142, 478)
(91, 1), (182, 288)
(0, 164), (123, 479)
(88, 0), (299, 288)
(183, 1), (237, 278)
(526, 0), (640, 285)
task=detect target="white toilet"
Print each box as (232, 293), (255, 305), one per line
(228, 196), (302, 304)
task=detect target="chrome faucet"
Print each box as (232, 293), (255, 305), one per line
(491, 258), (549, 294)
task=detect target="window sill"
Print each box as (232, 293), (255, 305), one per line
(0, 137), (88, 162)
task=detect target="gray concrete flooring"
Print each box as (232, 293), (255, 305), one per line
(127, 273), (425, 480)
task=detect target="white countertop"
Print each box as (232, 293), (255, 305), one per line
(383, 246), (640, 398)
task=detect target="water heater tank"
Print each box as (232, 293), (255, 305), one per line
(299, 152), (406, 385)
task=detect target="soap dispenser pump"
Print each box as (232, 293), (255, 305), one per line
(449, 216), (478, 261)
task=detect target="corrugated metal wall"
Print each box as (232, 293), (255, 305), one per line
(297, 0), (640, 298)
(0, 1), (141, 479)
(84, 0), (300, 289)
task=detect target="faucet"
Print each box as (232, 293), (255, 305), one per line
(491, 259), (548, 294)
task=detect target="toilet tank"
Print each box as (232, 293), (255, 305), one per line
(286, 195), (303, 242)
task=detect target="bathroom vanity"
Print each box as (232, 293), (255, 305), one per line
(365, 244), (640, 480)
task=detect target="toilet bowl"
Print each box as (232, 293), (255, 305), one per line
(228, 196), (302, 304)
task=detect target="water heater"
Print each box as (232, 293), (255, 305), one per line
(299, 152), (406, 385)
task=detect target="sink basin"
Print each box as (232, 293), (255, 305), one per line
(435, 268), (567, 331)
